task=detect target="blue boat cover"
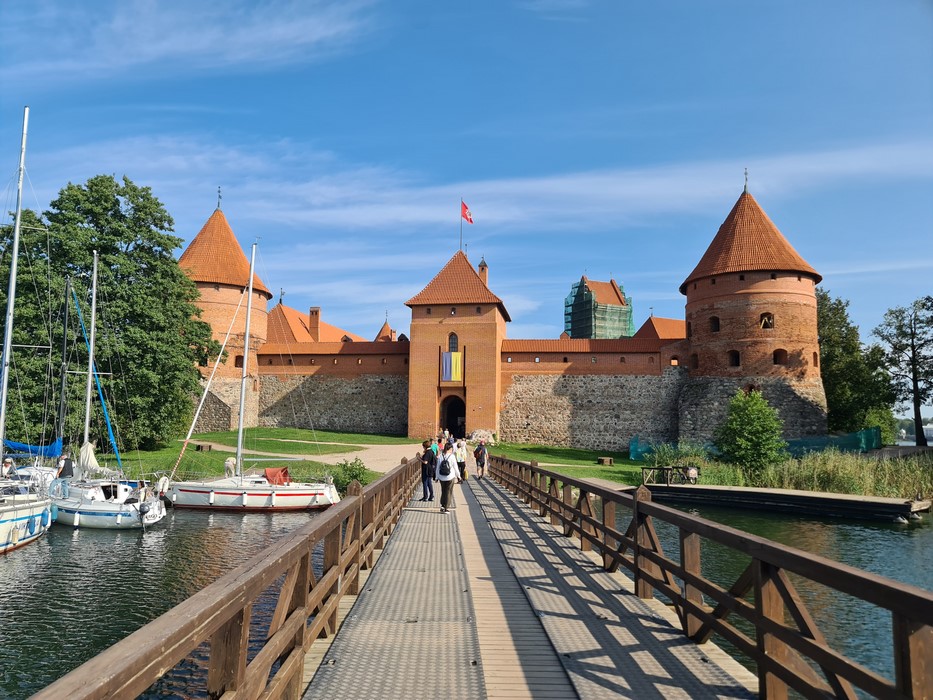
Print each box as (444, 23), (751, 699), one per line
(3, 437), (63, 459)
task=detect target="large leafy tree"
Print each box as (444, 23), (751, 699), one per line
(714, 389), (788, 477)
(1, 175), (218, 451)
(816, 288), (895, 435)
(873, 296), (933, 447)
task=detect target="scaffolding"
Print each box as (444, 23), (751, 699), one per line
(563, 277), (635, 338)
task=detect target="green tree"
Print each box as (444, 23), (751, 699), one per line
(1, 175), (219, 451)
(714, 389), (788, 476)
(873, 296), (933, 447)
(816, 288), (895, 433)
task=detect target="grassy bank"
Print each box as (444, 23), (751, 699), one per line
(489, 442), (643, 486)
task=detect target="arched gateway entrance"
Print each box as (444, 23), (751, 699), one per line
(441, 396), (466, 438)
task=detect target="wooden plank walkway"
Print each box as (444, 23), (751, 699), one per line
(301, 476), (757, 699)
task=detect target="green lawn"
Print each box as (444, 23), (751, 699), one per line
(489, 442), (643, 486)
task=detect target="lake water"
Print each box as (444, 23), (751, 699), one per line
(2, 498), (930, 698)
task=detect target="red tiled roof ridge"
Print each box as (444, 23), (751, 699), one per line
(679, 191), (820, 294)
(405, 250), (511, 321)
(582, 276), (627, 306)
(633, 316), (686, 340)
(264, 302), (366, 344)
(179, 209), (272, 296)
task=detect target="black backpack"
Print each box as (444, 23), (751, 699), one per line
(438, 454), (451, 477)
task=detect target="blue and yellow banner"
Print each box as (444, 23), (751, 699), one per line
(442, 352), (462, 381)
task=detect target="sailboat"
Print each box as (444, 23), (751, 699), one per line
(1, 106), (53, 554)
(47, 251), (166, 529)
(164, 243), (341, 511)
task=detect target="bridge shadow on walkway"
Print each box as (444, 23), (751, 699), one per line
(302, 475), (757, 699)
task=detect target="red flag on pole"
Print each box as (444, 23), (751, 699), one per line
(461, 200), (474, 224)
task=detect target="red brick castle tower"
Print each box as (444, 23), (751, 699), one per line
(677, 188), (827, 439)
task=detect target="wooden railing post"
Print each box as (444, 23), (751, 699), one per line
(680, 529), (703, 640)
(579, 489), (594, 551)
(548, 477), (560, 527)
(320, 526), (340, 638)
(893, 615), (933, 698)
(756, 560), (789, 699)
(634, 485), (659, 600)
(562, 481), (573, 537)
(527, 461), (538, 507)
(602, 497), (616, 570)
(207, 604), (250, 699)
(347, 481), (363, 595)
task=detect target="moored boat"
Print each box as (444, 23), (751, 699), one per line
(49, 476), (165, 528)
(165, 243), (341, 512)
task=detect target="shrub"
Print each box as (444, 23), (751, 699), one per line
(714, 390), (788, 479)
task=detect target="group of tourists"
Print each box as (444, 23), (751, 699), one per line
(418, 431), (489, 514)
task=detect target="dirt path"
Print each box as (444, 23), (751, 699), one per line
(190, 440), (423, 474)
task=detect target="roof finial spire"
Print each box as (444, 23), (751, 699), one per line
(744, 168), (748, 194)
(279, 288), (285, 304)
(385, 309), (388, 321)
(217, 186), (223, 210)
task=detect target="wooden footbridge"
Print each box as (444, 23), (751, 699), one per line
(34, 456), (933, 699)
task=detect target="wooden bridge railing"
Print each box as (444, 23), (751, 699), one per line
(489, 455), (933, 700)
(33, 456), (420, 700)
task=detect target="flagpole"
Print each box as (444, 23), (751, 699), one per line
(459, 198), (463, 251)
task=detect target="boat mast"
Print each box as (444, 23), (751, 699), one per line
(235, 243), (257, 478)
(56, 277), (71, 446)
(0, 106), (30, 454)
(82, 251), (98, 446)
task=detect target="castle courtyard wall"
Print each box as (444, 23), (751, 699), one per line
(259, 374), (409, 435)
(498, 368), (688, 451)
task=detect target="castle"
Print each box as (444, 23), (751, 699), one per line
(178, 188), (828, 451)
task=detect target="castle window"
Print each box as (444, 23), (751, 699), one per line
(404, 358), (408, 364)
(711, 278), (716, 285)
(333, 358), (338, 365)
(288, 358), (293, 365)
(770, 273), (777, 280)
(760, 312), (774, 329)
(448, 333), (458, 352)
(507, 357), (512, 363)
(620, 356), (626, 363)
(214, 284), (220, 292)
(670, 356), (679, 366)
(686, 322), (692, 338)
(476, 306), (482, 314)
(382, 358), (387, 365)
(798, 275), (802, 282)
(591, 357), (597, 364)
(690, 354), (699, 369)
(773, 349), (788, 365)
(234, 355), (243, 368)
(426, 307), (431, 315)
(267, 358), (273, 365)
(710, 316), (720, 332)
(649, 356), (655, 364)
(357, 358), (362, 365)
(450, 307), (457, 316)
(534, 357), (540, 363)
(728, 350), (741, 367)
(739, 274), (745, 281)
(813, 352), (819, 367)
(562, 356), (568, 363)
(310, 358), (315, 365)
(693, 283), (697, 290)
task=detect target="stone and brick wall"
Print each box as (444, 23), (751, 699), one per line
(677, 375), (827, 443)
(259, 374), (408, 435)
(498, 368), (688, 451)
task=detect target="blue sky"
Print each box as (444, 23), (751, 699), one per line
(1, 3), (931, 363)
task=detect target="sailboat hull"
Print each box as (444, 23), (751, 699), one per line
(165, 476), (340, 511)
(1, 486), (52, 554)
(50, 479), (166, 529)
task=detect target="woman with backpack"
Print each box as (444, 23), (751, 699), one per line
(434, 441), (461, 514)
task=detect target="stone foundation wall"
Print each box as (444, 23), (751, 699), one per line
(259, 374), (408, 435)
(192, 378), (261, 433)
(678, 376), (827, 443)
(498, 369), (688, 451)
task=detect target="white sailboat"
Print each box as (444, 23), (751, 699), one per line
(164, 243), (340, 511)
(48, 251), (166, 529)
(1, 106), (53, 554)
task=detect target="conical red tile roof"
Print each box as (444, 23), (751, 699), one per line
(679, 191), (820, 294)
(179, 209), (271, 296)
(405, 250), (511, 321)
(374, 320), (394, 342)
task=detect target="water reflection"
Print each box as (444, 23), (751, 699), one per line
(1, 508), (322, 699)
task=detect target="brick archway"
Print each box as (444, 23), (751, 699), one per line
(441, 396), (466, 439)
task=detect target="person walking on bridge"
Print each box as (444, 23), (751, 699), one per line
(419, 440), (435, 502)
(435, 441), (461, 514)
